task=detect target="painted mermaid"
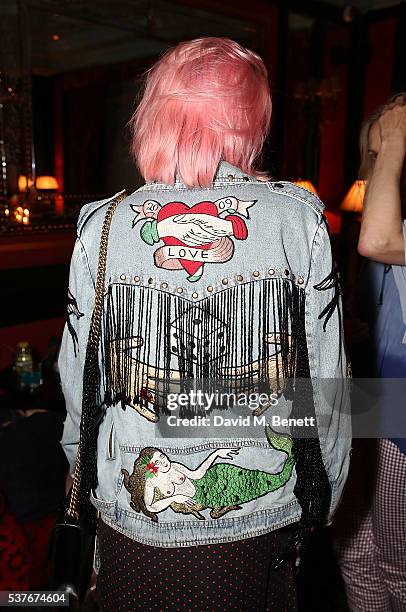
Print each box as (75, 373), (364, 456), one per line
(121, 426), (295, 522)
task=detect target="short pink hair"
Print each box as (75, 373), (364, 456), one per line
(130, 37), (272, 188)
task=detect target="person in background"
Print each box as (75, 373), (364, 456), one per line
(334, 94), (406, 611)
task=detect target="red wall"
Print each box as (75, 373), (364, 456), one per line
(319, 27), (350, 211)
(319, 15), (397, 233)
(363, 17), (397, 119)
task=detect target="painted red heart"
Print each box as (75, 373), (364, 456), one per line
(157, 201), (219, 278)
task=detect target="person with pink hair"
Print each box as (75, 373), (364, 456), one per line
(58, 37), (350, 610)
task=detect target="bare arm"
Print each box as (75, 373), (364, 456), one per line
(358, 103), (406, 265)
(174, 448), (239, 480)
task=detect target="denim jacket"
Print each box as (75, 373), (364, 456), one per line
(58, 160), (351, 548)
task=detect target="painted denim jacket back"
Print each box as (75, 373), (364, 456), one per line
(59, 161), (351, 547)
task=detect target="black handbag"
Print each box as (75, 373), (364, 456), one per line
(49, 495), (95, 603)
(49, 191), (127, 604)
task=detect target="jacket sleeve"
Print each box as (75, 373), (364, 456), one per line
(306, 216), (347, 378)
(306, 215), (351, 521)
(58, 236), (95, 476)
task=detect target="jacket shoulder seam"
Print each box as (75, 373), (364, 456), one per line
(265, 181), (325, 217)
(77, 190), (126, 236)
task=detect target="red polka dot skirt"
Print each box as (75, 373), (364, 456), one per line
(96, 519), (297, 611)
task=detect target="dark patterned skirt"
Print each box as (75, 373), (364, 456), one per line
(95, 519), (298, 612)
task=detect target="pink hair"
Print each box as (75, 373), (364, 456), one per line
(130, 37), (272, 188)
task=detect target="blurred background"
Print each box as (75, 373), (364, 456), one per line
(0, 0), (404, 606)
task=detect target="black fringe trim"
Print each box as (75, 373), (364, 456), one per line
(103, 278), (305, 417)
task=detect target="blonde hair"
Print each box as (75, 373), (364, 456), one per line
(359, 92), (406, 179)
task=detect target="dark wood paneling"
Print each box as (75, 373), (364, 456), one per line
(0, 231), (75, 270)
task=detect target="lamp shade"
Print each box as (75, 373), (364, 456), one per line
(340, 180), (366, 213)
(293, 179), (318, 195)
(18, 175), (34, 191)
(36, 175), (59, 190)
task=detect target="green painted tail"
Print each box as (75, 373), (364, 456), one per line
(265, 426), (293, 458)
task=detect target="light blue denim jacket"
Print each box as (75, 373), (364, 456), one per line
(58, 160), (351, 548)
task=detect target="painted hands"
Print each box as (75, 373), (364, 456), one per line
(173, 214), (231, 246)
(173, 494), (195, 506)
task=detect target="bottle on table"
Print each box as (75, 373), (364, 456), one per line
(14, 341), (36, 390)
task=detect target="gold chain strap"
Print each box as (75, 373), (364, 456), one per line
(66, 190), (127, 520)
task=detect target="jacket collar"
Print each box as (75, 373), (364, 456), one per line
(175, 160), (250, 183)
(216, 160), (253, 181)
(140, 160), (253, 190)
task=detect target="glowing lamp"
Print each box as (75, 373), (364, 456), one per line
(293, 179), (318, 195)
(36, 176), (59, 190)
(14, 206), (30, 225)
(340, 180), (366, 213)
(18, 175), (34, 192)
